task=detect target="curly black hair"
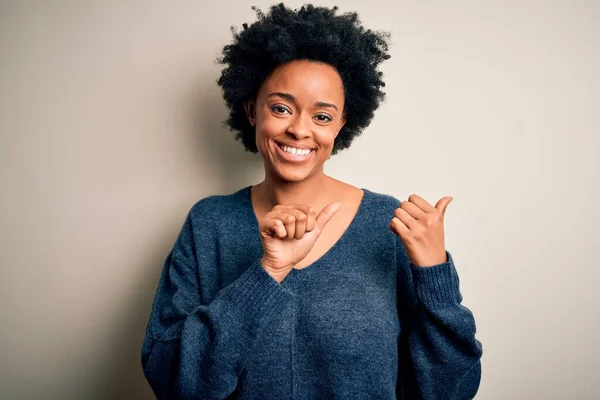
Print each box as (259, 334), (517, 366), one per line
(216, 3), (391, 155)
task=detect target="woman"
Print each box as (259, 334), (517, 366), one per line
(141, 4), (482, 399)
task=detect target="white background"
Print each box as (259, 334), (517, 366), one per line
(1, 1), (598, 398)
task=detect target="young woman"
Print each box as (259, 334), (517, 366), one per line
(142, 4), (482, 399)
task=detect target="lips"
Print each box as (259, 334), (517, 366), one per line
(275, 141), (315, 151)
(274, 142), (315, 163)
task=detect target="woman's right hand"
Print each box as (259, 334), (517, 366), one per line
(259, 202), (341, 282)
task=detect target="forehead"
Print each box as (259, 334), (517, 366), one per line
(259, 60), (345, 104)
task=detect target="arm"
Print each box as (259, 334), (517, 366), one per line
(397, 249), (483, 400)
(141, 211), (293, 400)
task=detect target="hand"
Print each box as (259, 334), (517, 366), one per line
(389, 194), (453, 267)
(259, 202), (342, 282)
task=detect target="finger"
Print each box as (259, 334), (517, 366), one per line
(287, 205), (316, 233)
(305, 206), (317, 232)
(400, 200), (427, 220)
(394, 207), (417, 229)
(262, 218), (287, 239)
(285, 204), (311, 215)
(275, 205), (314, 232)
(281, 212), (296, 240)
(407, 194), (436, 213)
(389, 217), (409, 237)
(314, 202), (342, 233)
(268, 211), (296, 240)
(285, 207), (308, 239)
(434, 196), (453, 217)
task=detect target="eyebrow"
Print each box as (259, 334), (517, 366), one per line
(268, 92), (339, 111)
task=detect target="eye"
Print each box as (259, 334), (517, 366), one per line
(271, 105), (291, 115)
(315, 114), (333, 123)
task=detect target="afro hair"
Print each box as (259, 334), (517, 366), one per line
(216, 3), (391, 155)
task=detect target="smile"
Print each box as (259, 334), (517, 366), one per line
(275, 143), (315, 163)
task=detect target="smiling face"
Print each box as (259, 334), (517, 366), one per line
(245, 59), (346, 183)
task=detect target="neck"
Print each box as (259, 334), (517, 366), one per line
(254, 170), (338, 211)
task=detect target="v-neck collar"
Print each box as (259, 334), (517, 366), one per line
(242, 185), (370, 274)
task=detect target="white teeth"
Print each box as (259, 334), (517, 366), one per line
(282, 145), (312, 156)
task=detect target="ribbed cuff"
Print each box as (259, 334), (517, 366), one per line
(217, 259), (293, 326)
(410, 251), (460, 309)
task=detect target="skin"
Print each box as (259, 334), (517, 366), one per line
(244, 59), (452, 283)
(245, 60), (347, 205)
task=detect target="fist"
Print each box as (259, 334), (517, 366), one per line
(389, 194), (452, 267)
(259, 202), (341, 282)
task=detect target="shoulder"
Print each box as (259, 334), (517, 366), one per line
(362, 187), (401, 213)
(187, 186), (251, 227)
(349, 187), (401, 233)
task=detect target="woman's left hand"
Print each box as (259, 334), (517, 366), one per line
(389, 194), (453, 267)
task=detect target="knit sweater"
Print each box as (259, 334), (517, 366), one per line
(141, 186), (483, 399)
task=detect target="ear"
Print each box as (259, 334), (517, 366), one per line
(335, 113), (347, 138)
(244, 101), (257, 127)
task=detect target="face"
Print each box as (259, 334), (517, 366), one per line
(245, 59), (346, 183)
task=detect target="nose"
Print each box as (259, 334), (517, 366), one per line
(286, 113), (311, 139)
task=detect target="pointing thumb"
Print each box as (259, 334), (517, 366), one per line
(315, 202), (342, 232)
(435, 196), (453, 217)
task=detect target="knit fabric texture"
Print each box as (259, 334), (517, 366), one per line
(141, 186), (483, 399)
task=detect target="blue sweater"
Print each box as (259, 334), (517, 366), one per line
(141, 186), (482, 399)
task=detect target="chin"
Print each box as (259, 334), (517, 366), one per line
(273, 167), (313, 183)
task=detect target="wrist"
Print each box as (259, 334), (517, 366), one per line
(260, 258), (293, 283)
(260, 256), (294, 270)
(412, 251), (448, 268)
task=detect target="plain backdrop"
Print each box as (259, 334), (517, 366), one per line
(1, 1), (598, 399)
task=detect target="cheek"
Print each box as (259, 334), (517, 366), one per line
(255, 116), (283, 157)
(260, 117), (284, 137)
(315, 127), (338, 148)
(256, 113), (287, 142)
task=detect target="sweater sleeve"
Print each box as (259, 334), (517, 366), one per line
(141, 211), (293, 400)
(397, 248), (483, 400)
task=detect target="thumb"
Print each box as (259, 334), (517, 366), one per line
(314, 202), (342, 233)
(435, 196), (453, 217)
